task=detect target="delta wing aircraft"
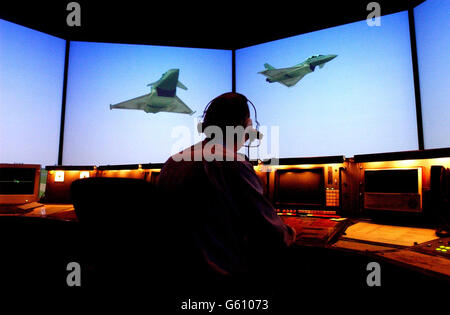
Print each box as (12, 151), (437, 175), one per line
(110, 69), (195, 115)
(258, 54), (337, 87)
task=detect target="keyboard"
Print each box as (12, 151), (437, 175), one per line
(0, 202), (43, 213)
(16, 202), (44, 211)
(282, 216), (350, 245)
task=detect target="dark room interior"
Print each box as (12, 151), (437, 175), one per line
(0, 0), (449, 311)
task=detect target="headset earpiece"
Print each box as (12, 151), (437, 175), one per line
(197, 95), (262, 144)
(197, 121), (203, 134)
(197, 99), (213, 134)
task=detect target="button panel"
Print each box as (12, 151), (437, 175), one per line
(326, 189), (339, 207)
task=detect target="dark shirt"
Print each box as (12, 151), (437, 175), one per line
(158, 141), (295, 276)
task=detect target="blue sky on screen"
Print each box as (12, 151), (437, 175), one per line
(236, 11), (418, 159)
(4, 5), (446, 166)
(414, 0), (450, 149)
(63, 42), (231, 165)
(0, 19), (65, 166)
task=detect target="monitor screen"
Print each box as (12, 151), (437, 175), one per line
(0, 168), (36, 195)
(414, 0), (450, 149)
(63, 42), (232, 165)
(236, 11), (418, 160)
(364, 169), (419, 193)
(275, 168), (325, 207)
(0, 19), (66, 166)
(0, 164), (40, 204)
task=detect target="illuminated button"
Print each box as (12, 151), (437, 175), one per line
(440, 246), (446, 248)
(436, 248), (442, 251)
(445, 247), (450, 250)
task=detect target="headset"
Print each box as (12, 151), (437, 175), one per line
(196, 94), (263, 149)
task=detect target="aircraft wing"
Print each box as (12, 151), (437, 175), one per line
(278, 73), (308, 87)
(258, 66), (296, 78)
(165, 96), (195, 115)
(110, 94), (149, 110)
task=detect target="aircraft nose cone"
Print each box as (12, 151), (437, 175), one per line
(328, 54), (337, 60)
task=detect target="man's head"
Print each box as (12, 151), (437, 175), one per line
(202, 92), (250, 132)
(200, 92), (252, 151)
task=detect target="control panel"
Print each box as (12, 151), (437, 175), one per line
(412, 237), (450, 258)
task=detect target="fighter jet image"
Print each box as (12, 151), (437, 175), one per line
(258, 54), (337, 87)
(110, 69), (195, 115)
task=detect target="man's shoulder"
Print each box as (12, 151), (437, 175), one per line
(160, 156), (195, 173)
(160, 156), (254, 178)
(227, 158), (254, 173)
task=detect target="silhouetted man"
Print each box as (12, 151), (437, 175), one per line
(158, 92), (295, 297)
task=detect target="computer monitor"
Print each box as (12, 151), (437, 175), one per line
(0, 164), (40, 205)
(365, 169), (419, 194)
(363, 168), (422, 212)
(274, 168), (325, 208)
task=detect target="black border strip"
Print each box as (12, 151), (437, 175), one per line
(97, 164), (141, 170)
(232, 49), (236, 92)
(140, 163), (165, 169)
(261, 155), (345, 166)
(354, 147), (450, 163)
(408, 8), (424, 150)
(57, 40), (70, 165)
(96, 163), (164, 170)
(45, 165), (95, 171)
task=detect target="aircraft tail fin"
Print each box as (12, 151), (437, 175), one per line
(177, 81), (188, 90)
(264, 63), (275, 70)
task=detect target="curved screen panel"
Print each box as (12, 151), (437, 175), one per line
(414, 0), (450, 149)
(63, 42), (232, 165)
(236, 11), (418, 159)
(0, 19), (65, 166)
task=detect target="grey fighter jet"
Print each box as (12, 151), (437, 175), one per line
(110, 69), (195, 115)
(258, 54), (337, 87)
